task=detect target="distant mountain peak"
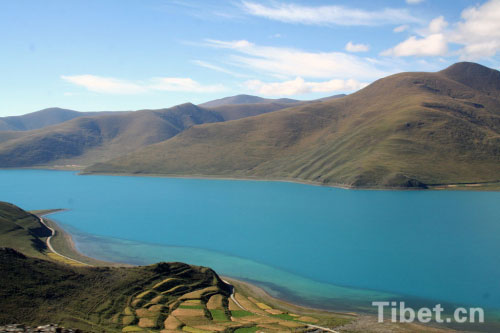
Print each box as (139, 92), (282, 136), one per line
(440, 62), (500, 94)
(199, 94), (299, 108)
(441, 61), (493, 74)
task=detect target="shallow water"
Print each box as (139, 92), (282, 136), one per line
(2, 169), (500, 315)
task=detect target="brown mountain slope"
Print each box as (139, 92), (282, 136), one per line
(0, 100), (314, 167)
(86, 62), (500, 188)
(208, 94), (346, 121)
(209, 101), (305, 121)
(0, 108), (120, 131)
(0, 103), (224, 167)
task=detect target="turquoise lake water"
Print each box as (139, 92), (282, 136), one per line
(2, 169), (500, 317)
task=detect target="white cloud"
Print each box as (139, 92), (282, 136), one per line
(451, 0), (500, 59)
(427, 16), (448, 34)
(60, 75), (147, 94)
(241, 1), (422, 26)
(244, 77), (367, 96)
(382, 16), (448, 57)
(61, 75), (224, 94)
(149, 77), (224, 93)
(384, 0), (500, 60)
(381, 33), (448, 57)
(393, 24), (409, 33)
(205, 39), (387, 80)
(191, 60), (247, 78)
(406, 0), (424, 5)
(345, 41), (370, 53)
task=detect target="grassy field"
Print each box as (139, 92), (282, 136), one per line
(86, 62), (500, 190)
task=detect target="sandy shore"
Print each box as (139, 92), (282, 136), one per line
(32, 210), (123, 267)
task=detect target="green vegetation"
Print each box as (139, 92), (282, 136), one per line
(0, 246), (231, 332)
(229, 310), (254, 318)
(87, 62), (500, 189)
(179, 305), (205, 310)
(0, 202), (50, 258)
(209, 309), (229, 321)
(233, 326), (259, 333)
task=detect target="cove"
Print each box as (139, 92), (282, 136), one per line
(1, 169), (500, 314)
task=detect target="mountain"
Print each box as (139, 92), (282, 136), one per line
(0, 103), (225, 167)
(86, 62), (500, 188)
(199, 94), (299, 108)
(0, 100), (311, 167)
(313, 93), (347, 102)
(205, 94), (346, 121)
(0, 108), (120, 131)
(209, 101), (304, 121)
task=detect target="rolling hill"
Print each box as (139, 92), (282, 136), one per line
(209, 101), (303, 121)
(0, 108), (120, 131)
(0, 99), (310, 167)
(0, 103), (226, 167)
(199, 94), (299, 108)
(86, 62), (500, 188)
(0, 247), (233, 332)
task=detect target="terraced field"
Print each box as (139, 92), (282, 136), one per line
(116, 278), (326, 333)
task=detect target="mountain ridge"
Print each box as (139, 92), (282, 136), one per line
(0, 99), (319, 167)
(199, 94), (299, 108)
(0, 108), (123, 131)
(85, 62), (500, 188)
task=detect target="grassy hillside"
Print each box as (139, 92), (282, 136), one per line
(0, 108), (120, 131)
(0, 101), (305, 168)
(0, 202), (51, 258)
(0, 103), (225, 167)
(208, 94), (346, 121)
(210, 102), (304, 121)
(0, 248), (232, 332)
(87, 62), (500, 188)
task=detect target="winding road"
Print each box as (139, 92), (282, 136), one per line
(38, 216), (90, 266)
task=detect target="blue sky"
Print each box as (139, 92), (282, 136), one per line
(1, 0), (500, 116)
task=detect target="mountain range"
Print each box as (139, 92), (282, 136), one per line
(0, 108), (121, 131)
(1, 62), (499, 188)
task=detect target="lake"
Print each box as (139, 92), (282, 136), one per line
(2, 169), (500, 316)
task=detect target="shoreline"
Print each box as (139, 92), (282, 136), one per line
(33, 210), (123, 267)
(79, 171), (500, 191)
(4, 166), (500, 191)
